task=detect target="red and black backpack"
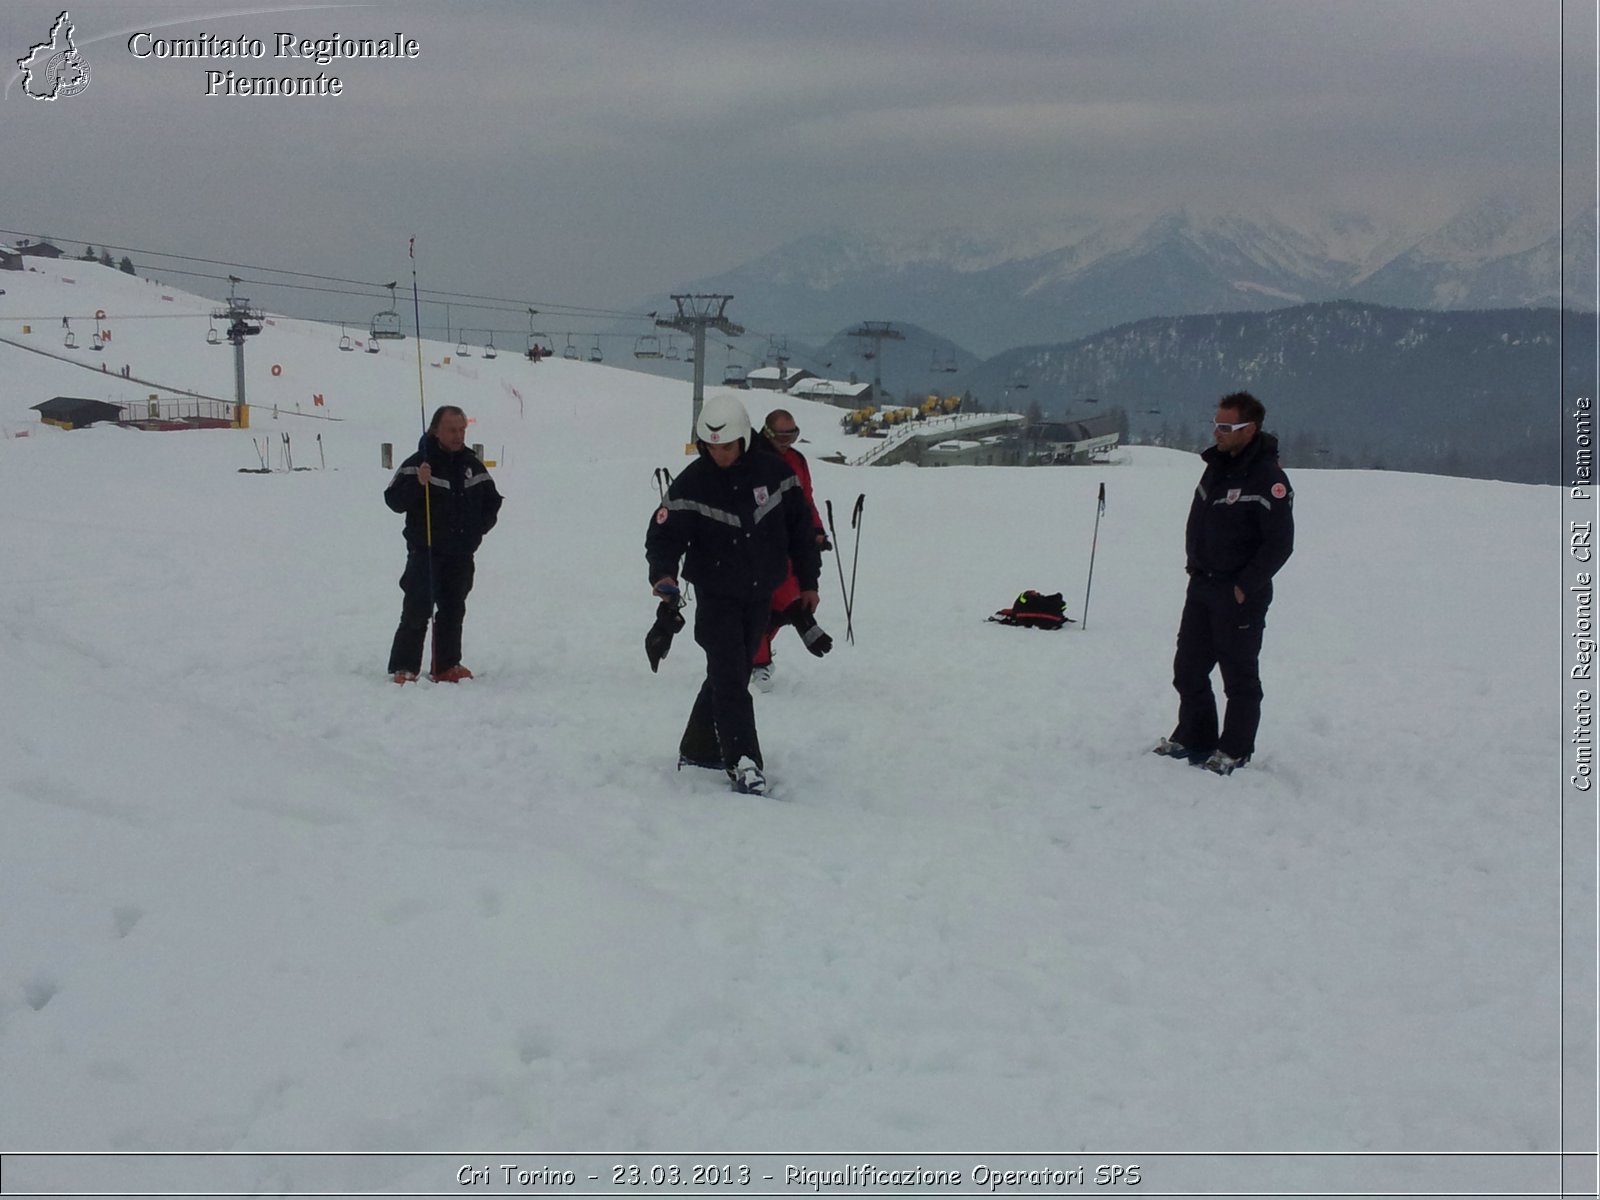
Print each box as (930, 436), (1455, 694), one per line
(988, 590), (1073, 630)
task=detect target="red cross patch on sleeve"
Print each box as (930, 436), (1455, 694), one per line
(1271, 482), (1287, 499)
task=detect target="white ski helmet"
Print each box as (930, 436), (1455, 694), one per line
(695, 394), (752, 450)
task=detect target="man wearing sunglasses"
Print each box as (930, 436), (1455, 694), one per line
(1155, 391), (1295, 775)
(749, 408), (833, 690)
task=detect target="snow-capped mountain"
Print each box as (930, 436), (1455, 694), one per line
(670, 195), (1593, 357)
(1350, 193), (1592, 309)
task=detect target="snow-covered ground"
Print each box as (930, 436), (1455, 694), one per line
(0, 263), (1588, 1196)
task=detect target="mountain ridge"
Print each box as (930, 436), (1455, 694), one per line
(666, 194), (1594, 357)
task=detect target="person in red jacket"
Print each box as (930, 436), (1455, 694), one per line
(750, 408), (832, 690)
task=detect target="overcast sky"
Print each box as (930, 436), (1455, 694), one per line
(1, 0), (1593, 335)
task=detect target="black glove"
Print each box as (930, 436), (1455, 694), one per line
(780, 599), (832, 658)
(800, 619), (833, 657)
(645, 599), (686, 672)
(818, 535), (832, 552)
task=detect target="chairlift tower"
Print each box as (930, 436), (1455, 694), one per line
(846, 321), (904, 403)
(767, 335), (791, 386)
(211, 276), (264, 413)
(656, 294), (743, 449)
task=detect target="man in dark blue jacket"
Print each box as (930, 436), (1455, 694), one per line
(1156, 391), (1294, 774)
(646, 395), (821, 795)
(384, 405), (502, 683)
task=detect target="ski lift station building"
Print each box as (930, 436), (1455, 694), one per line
(32, 394), (248, 432)
(746, 366), (817, 392)
(787, 378), (875, 408)
(31, 396), (124, 430)
(1033, 415), (1122, 464)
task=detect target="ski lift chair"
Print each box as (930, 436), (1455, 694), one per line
(370, 284), (405, 340)
(63, 328), (77, 350)
(205, 321), (220, 346)
(339, 328), (354, 351)
(456, 336), (471, 357)
(371, 311), (404, 340)
(588, 341), (603, 363)
(563, 335), (580, 361)
(483, 335), (498, 360)
(634, 335), (662, 359)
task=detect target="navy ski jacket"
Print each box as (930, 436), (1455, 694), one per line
(1184, 431), (1294, 598)
(384, 434), (502, 557)
(646, 446), (821, 600)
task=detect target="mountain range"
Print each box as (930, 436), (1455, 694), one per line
(973, 301), (1592, 485)
(663, 193), (1595, 361)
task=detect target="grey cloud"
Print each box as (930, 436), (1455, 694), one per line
(0, 0), (1588, 318)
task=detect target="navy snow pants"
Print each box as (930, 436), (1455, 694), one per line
(387, 550), (475, 675)
(1170, 574), (1272, 760)
(679, 591), (771, 770)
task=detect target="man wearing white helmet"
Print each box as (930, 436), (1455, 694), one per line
(645, 395), (822, 795)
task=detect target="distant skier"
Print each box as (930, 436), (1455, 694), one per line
(749, 407), (832, 690)
(1155, 390), (1294, 774)
(646, 395), (821, 795)
(384, 405), (502, 684)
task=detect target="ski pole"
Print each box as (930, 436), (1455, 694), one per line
(825, 498), (850, 635)
(653, 467), (693, 603)
(410, 237), (437, 677)
(1081, 482), (1105, 630)
(846, 493), (864, 644)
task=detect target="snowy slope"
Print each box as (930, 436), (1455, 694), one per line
(0, 264), (1580, 1193)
